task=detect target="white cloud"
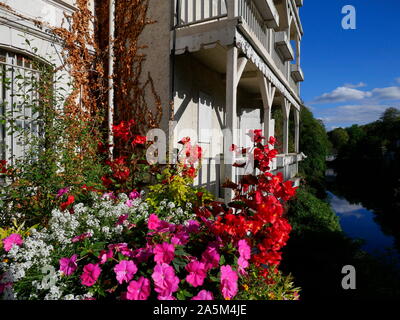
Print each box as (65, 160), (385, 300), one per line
(395, 78), (400, 84)
(371, 86), (400, 100)
(312, 87), (372, 104)
(311, 85), (400, 104)
(329, 195), (364, 218)
(343, 82), (367, 89)
(316, 105), (399, 130)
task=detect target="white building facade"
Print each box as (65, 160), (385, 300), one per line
(0, 0), (305, 202)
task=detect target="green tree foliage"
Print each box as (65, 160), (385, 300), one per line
(328, 127), (349, 153)
(298, 106), (331, 197)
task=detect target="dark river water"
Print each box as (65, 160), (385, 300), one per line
(328, 191), (398, 259)
(326, 166), (400, 266)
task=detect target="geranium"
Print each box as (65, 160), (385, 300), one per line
(151, 263), (179, 297)
(2, 234), (23, 252)
(114, 260), (138, 284)
(132, 135), (147, 146)
(185, 260), (207, 287)
(59, 254), (78, 276)
(81, 264), (101, 287)
(220, 265), (238, 300)
(126, 276), (151, 300)
(178, 137), (190, 145)
(192, 290), (214, 300)
(113, 120), (135, 142)
(60, 195), (75, 211)
(153, 242), (175, 264)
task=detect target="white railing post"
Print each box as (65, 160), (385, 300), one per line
(227, 0), (238, 19)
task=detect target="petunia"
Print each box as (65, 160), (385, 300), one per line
(191, 290), (214, 300)
(151, 263), (179, 297)
(220, 265), (238, 300)
(157, 295), (177, 300)
(59, 254), (78, 276)
(185, 260), (207, 287)
(153, 242), (175, 264)
(116, 214), (129, 225)
(126, 276), (151, 300)
(114, 260), (138, 284)
(81, 264), (101, 287)
(2, 234), (23, 252)
(187, 220), (200, 234)
(60, 195), (75, 211)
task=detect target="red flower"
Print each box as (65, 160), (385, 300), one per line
(132, 135), (147, 146)
(61, 195), (75, 211)
(249, 129), (264, 143)
(0, 160), (8, 174)
(113, 120), (135, 142)
(268, 136), (276, 145)
(101, 175), (113, 188)
(178, 137), (191, 145)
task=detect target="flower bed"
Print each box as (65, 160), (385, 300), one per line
(0, 128), (300, 300)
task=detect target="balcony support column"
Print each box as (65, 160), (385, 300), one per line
(227, 0), (239, 19)
(224, 45), (239, 202)
(294, 108), (300, 153)
(258, 72), (276, 141)
(282, 98), (291, 154)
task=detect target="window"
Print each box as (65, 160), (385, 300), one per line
(0, 49), (43, 164)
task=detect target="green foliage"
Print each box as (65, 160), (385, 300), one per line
(328, 127), (349, 153)
(145, 167), (214, 211)
(286, 188), (341, 235)
(235, 266), (300, 300)
(298, 106), (331, 197)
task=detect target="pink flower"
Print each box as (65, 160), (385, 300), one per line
(114, 260), (138, 284)
(2, 234), (23, 252)
(98, 249), (113, 264)
(129, 190), (140, 200)
(220, 265), (238, 300)
(153, 242), (175, 264)
(131, 245), (153, 263)
(237, 256), (249, 275)
(148, 214), (161, 230)
(57, 187), (70, 198)
(158, 295), (177, 300)
(80, 264), (101, 287)
(116, 214), (129, 225)
(238, 239), (251, 260)
(192, 290), (214, 300)
(108, 243), (133, 257)
(152, 263), (180, 297)
(71, 232), (92, 243)
(185, 260), (207, 287)
(187, 220), (200, 234)
(201, 245), (220, 271)
(171, 230), (189, 245)
(126, 276), (151, 300)
(59, 254), (78, 276)
(147, 214), (173, 233)
(125, 200), (133, 207)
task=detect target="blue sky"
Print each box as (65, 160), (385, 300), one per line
(300, 0), (400, 130)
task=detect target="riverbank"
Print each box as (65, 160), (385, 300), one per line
(281, 188), (400, 300)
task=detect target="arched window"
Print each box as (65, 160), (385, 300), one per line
(0, 48), (45, 164)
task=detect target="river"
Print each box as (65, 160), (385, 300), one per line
(326, 166), (400, 267)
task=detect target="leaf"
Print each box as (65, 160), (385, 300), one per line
(220, 255), (226, 266)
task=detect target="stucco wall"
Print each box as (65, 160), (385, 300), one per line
(137, 0), (172, 135)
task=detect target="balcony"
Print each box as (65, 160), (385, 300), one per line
(290, 64), (304, 82)
(274, 31), (294, 61)
(253, 0), (280, 29)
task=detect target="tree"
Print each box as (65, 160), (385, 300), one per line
(298, 106), (331, 197)
(328, 128), (349, 153)
(380, 107), (400, 123)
